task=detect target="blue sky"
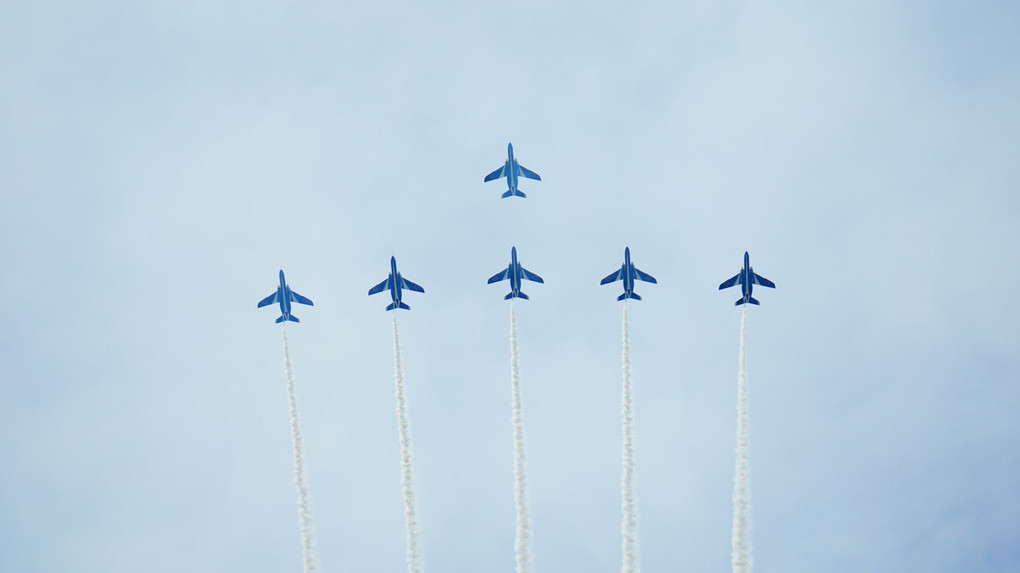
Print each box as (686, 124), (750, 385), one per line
(2, 1), (1019, 571)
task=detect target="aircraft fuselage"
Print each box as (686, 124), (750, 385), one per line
(622, 247), (636, 295)
(278, 270), (293, 319)
(740, 252), (754, 301)
(390, 256), (403, 304)
(506, 143), (519, 194)
(509, 246), (522, 296)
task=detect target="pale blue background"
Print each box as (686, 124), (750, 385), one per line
(2, 1), (1018, 571)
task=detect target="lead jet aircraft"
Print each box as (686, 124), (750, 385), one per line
(368, 256), (425, 311)
(601, 247), (657, 301)
(719, 251), (775, 306)
(488, 246), (544, 300)
(483, 142), (541, 199)
(258, 270), (314, 323)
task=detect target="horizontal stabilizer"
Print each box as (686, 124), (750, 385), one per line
(289, 314), (301, 322)
(735, 297), (760, 306)
(276, 315), (285, 323)
(386, 301), (411, 311)
(501, 189), (526, 199)
(618, 292), (642, 301)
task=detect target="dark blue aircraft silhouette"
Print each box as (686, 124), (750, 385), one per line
(719, 251), (775, 306)
(601, 247), (657, 301)
(368, 256), (425, 311)
(488, 246), (544, 300)
(258, 270), (314, 323)
(483, 142), (541, 199)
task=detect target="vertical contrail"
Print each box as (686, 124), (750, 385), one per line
(620, 302), (639, 573)
(731, 308), (752, 573)
(509, 301), (532, 573)
(282, 327), (318, 573)
(392, 315), (422, 573)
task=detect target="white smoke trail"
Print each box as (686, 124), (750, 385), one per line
(620, 302), (639, 573)
(392, 315), (422, 573)
(509, 301), (532, 573)
(282, 327), (318, 573)
(731, 308), (752, 573)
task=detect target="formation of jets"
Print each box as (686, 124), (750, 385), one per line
(257, 143), (777, 321)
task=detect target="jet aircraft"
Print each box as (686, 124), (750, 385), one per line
(258, 270), (314, 323)
(719, 251), (775, 305)
(368, 256), (425, 311)
(483, 142), (541, 198)
(488, 246), (544, 300)
(601, 247), (657, 301)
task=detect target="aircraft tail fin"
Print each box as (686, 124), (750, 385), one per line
(501, 189), (526, 199)
(735, 297), (759, 306)
(386, 302), (411, 311)
(506, 291), (528, 300)
(276, 315), (300, 323)
(618, 292), (642, 301)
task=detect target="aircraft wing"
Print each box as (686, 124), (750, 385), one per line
(753, 273), (775, 288)
(517, 163), (541, 181)
(401, 277), (425, 293)
(484, 164), (507, 182)
(257, 291), (278, 308)
(488, 267), (511, 284)
(368, 277), (391, 295)
(719, 273), (740, 290)
(290, 290), (314, 306)
(634, 267), (657, 284)
(521, 267), (544, 284)
(601, 268), (623, 285)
